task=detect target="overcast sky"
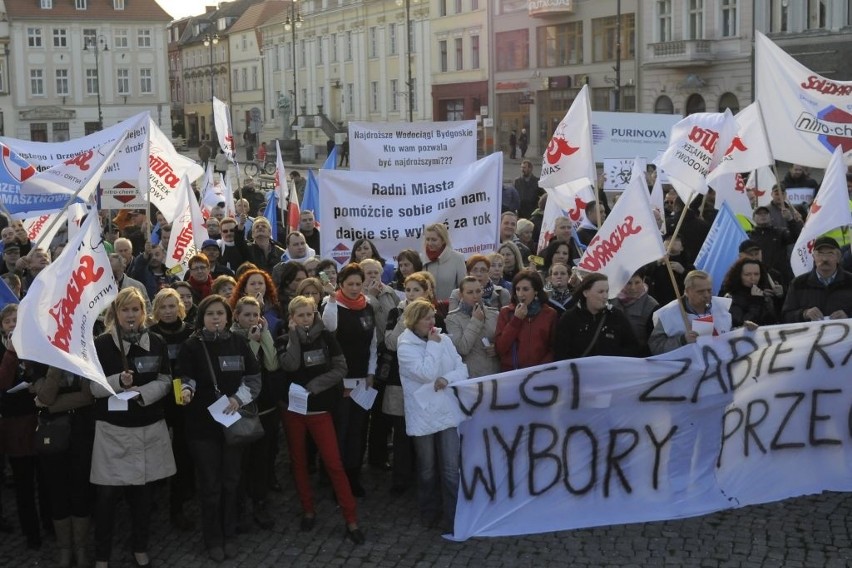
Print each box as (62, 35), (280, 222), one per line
(155, 0), (213, 20)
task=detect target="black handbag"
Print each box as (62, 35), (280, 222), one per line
(200, 342), (264, 446)
(34, 412), (71, 455)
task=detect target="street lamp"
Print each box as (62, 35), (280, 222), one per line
(83, 35), (108, 130)
(284, 0), (303, 164)
(395, 0), (417, 122)
(203, 33), (219, 140)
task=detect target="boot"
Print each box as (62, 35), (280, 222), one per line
(53, 518), (73, 568)
(70, 516), (90, 568)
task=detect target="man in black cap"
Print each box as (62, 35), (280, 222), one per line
(0, 244), (20, 276)
(748, 204), (797, 286)
(200, 239), (234, 278)
(738, 239), (763, 262)
(782, 236), (852, 322)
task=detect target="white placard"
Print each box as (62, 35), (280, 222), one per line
(349, 120), (477, 171)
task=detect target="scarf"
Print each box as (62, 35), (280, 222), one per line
(616, 284), (648, 308)
(426, 245), (445, 263)
(482, 280), (495, 301)
(526, 299), (542, 317)
(335, 289), (367, 311)
(199, 328), (231, 342)
(457, 302), (474, 316)
(549, 288), (572, 306)
(189, 274), (213, 299)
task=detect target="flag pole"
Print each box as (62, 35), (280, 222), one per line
(664, 189), (694, 331)
(31, 188), (91, 251)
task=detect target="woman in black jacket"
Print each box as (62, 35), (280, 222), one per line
(554, 273), (639, 360)
(279, 295), (364, 543)
(178, 295), (261, 562)
(720, 258), (778, 327)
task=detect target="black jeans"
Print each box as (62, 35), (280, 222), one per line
(333, 397), (367, 473)
(40, 435), (94, 519)
(188, 437), (244, 549)
(242, 410), (277, 501)
(8, 456), (40, 539)
(94, 483), (152, 561)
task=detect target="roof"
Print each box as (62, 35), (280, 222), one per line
(229, 1), (286, 34)
(6, 0), (172, 21)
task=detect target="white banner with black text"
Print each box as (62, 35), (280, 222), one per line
(349, 120), (477, 172)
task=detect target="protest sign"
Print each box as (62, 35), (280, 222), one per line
(450, 320), (852, 540)
(319, 153), (502, 265)
(349, 121), (477, 171)
(0, 143), (80, 220)
(603, 158), (646, 191)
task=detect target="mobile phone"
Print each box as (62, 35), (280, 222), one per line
(250, 325), (259, 334)
(319, 271), (330, 285)
(481, 337), (491, 347)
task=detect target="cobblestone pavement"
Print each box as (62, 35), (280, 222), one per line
(1, 454), (851, 568)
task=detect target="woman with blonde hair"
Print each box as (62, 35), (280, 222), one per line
(91, 287), (175, 568)
(421, 223), (466, 301)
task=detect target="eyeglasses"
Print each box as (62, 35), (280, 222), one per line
(190, 266), (208, 271)
(221, 229), (234, 234)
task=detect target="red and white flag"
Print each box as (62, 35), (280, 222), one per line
(213, 96), (236, 162)
(285, 176), (300, 233)
(659, 110), (738, 203)
(166, 176), (210, 279)
(12, 211), (117, 392)
(537, 182), (595, 253)
(710, 173), (753, 220)
(576, 168), (666, 298)
(756, 31), (852, 168)
(791, 147), (852, 276)
(706, 102), (774, 184)
(539, 85), (596, 191)
(745, 166), (777, 208)
(148, 119), (204, 223)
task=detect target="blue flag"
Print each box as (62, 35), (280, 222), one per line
(263, 191), (279, 242)
(0, 276), (17, 310)
(301, 169), (321, 225)
(694, 201), (748, 294)
(322, 147), (337, 171)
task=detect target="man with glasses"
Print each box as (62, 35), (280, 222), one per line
(218, 217), (248, 272)
(185, 254), (214, 301)
(200, 239), (234, 277)
(782, 236), (852, 322)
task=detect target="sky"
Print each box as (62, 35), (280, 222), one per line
(155, 0), (213, 20)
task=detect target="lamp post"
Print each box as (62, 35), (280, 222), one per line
(203, 33), (219, 140)
(83, 35), (108, 130)
(284, 0), (303, 164)
(395, 0), (416, 122)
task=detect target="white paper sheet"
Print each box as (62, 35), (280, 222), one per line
(342, 378), (363, 390)
(107, 390), (140, 412)
(350, 382), (378, 410)
(6, 381), (30, 394)
(692, 319), (715, 337)
(288, 383), (309, 415)
(207, 394), (241, 426)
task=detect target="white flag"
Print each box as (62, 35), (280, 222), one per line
(706, 102), (774, 184)
(21, 133), (127, 201)
(274, 139), (287, 207)
(649, 171), (666, 220)
(213, 97), (236, 162)
(659, 110), (738, 203)
(790, 147), (852, 276)
(148, 119), (204, 223)
(576, 169), (666, 297)
(756, 31), (852, 168)
(710, 173), (753, 221)
(222, 175), (237, 218)
(537, 183), (595, 253)
(745, 166), (777, 208)
(539, 85), (596, 191)
(12, 211), (117, 392)
(166, 176), (210, 279)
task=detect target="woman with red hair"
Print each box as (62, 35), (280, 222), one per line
(230, 269), (283, 338)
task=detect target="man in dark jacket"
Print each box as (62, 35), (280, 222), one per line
(514, 160), (542, 220)
(782, 237), (852, 323)
(748, 204), (799, 286)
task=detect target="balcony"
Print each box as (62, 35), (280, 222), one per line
(644, 40), (714, 69)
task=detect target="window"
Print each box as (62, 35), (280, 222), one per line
(318, 86), (325, 110)
(369, 27), (378, 58)
(455, 0), (462, 13)
(241, 34), (247, 50)
(471, 35), (480, 69)
(140, 68), (152, 94)
(284, 42), (292, 69)
(807, 0), (827, 29)
(472, 0), (478, 9)
(114, 29), (129, 48)
(445, 100), (464, 121)
(718, 92), (740, 114)
(138, 29), (152, 48)
(439, 0), (447, 16)
(55, 69), (69, 95)
(0, 63), (5, 93)
(83, 29), (97, 46)
(31, 123), (48, 142)
(654, 95), (674, 114)
(592, 13), (635, 62)
(53, 28), (67, 48)
(439, 40), (448, 72)
(241, 68), (247, 91)
(86, 69), (99, 95)
(686, 93), (706, 115)
(721, 0), (737, 36)
(346, 83), (354, 113)
(687, 0), (704, 39)
(391, 79), (399, 111)
(591, 87), (611, 111)
(455, 38), (463, 70)
(27, 28), (43, 48)
(621, 85), (636, 111)
(114, 0), (125, 9)
(389, 23), (397, 55)
(232, 69), (239, 90)
(345, 31), (352, 61)
(76, 0), (87, 9)
(371, 81), (379, 112)
(331, 33), (338, 62)
(317, 37), (324, 64)
(41, 0), (53, 8)
(117, 69), (130, 94)
(53, 122), (69, 142)
(496, 30), (528, 71)
(252, 66), (258, 90)
(656, 0), (672, 42)
(31, 69), (45, 95)
(537, 22), (582, 67)
(299, 39), (306, 67)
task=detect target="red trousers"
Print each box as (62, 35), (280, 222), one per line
(282, 410), (357, 524)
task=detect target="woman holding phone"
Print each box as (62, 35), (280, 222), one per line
(445, 277), (500, 378)
(495, 270), (558, 371)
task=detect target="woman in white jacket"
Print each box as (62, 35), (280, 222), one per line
(396, 299), (468, 532)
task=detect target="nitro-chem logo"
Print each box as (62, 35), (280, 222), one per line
(794, 106), (852, 153)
